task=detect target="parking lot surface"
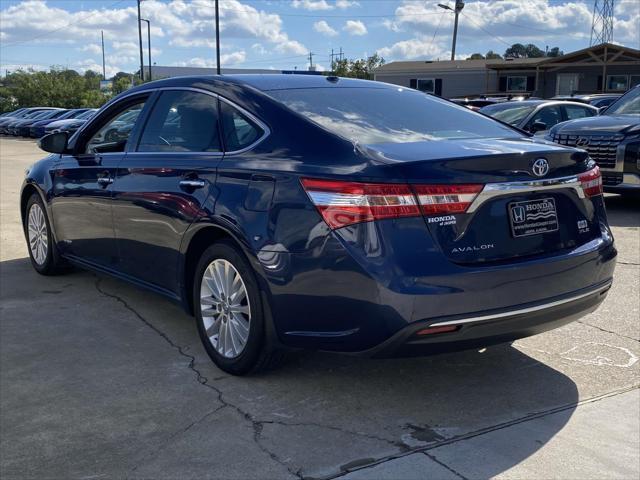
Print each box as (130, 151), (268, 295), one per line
(1, 137), (638, 479)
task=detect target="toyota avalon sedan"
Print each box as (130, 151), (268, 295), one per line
(22, 75), (616, 375)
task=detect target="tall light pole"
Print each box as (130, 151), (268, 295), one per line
(136, 0), (144, 81)
(215, 0), (221, 74)
(438, 1), (464, 61)
(101, 30), (106, 80)
(141, 18), (152, 81)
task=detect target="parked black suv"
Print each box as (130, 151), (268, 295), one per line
(548, 86), (640, 196)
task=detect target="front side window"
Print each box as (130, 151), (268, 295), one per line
(607, 75), (628, 92)
(507, 76), (527, 92)
(86, 102), (145, 153)
(527, 105), (562, 130)
(268, 87), (520, 144)
(564, 105), (595, 120)
(138, 90), (221, 152)
(220, 102), (264, 152)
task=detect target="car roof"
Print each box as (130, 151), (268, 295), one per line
(483, 100), (596, 108)
(129, 74), (393, 95)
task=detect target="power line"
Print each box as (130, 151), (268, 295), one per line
(0, 0), (127, 49)
(461, 12), (512, 47)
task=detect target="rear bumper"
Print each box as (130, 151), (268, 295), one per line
(258, 220), (616, 353)
(360, 279), (611, 358)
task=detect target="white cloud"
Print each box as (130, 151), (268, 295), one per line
(74, 59), (121, 78)
(174, 50), (247, 68)
(291, 0), (333, 11)
(291, 1), (358, 11)
(0, 0), (307, 68)
(314, 20), (338, 37)
(378, 38), (448, 60)
(80, 43), (102, 55)
(343, 20), (367, 36)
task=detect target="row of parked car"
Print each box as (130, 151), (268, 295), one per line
(0, 107), (97, 138)
(460, 89), (638, 196)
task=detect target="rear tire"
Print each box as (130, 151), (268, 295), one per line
(194, 240), (282, 375)
(24, 193), (66, 275)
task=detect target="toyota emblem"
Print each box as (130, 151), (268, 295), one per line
(531, 158), (550, 177)
(576, 137), (590, 147)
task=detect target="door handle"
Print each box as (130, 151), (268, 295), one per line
(97, 177), (113, 186)
(97, 172), (113, 187)
(179, 179), (206, 189)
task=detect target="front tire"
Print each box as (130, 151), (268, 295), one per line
(194, 241), (280, 375)
(24, 193), (66, 275)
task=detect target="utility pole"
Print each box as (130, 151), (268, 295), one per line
(308, 52), (314, 71)
(101, 30), (106, 80)
(215, 0), (221, 74)
(330, 48), (335, 73)
(136, 0), (144, 81)
(438, 1), (464, 61)
(339, 47), (344, 61)
(141, 18), (152, 81)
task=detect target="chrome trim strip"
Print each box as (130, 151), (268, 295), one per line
(430, 281), (612, 327)
(467, 175), (585, 213)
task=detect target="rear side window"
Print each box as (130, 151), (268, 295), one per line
(138, 90), (221, 152)
(267, 87), (520, 144)
(220, 102), (264, 152)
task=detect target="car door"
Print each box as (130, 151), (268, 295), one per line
(525, 104), (563, 135)
(111, 88), (222, 295)
(50, 95), (150, 268)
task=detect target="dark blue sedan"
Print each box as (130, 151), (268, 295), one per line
(22, 75), (616, 375)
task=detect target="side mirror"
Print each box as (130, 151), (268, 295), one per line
(598, 106), (608, 115)
(38, 132), (68, 154)
(530, 121), (547, 133)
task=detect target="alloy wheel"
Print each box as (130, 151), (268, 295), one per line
(27, 203), (48, 265)
(200, 259), (252, 358)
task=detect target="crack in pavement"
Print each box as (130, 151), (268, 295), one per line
(422, 451), (469, 480)
(577, 320), (640, 343)
(93, 276), (304, 480)
(326, 385), (640, 480)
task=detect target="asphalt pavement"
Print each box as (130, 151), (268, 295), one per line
(1, 137), (638, 479)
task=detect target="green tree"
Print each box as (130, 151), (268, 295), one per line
(546, 47), (564, 57)
(467, 53), (485, 60)
(485, 50), (502, 59)
(330, 54), (385, 80)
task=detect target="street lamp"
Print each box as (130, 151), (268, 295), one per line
(438, 1), (465, 61)
(140, 18), (152, 81)
(137, 0), (144, 81)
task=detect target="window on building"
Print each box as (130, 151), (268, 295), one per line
(607, 75), (629, 92)
(630, 75), (640, 88)
(410, 78), (435, 93)
(507, 76), (527, 92)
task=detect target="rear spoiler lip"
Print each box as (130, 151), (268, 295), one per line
(467, 174), (585, 213)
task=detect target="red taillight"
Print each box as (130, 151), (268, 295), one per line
(413, 184), (484, 215)
(301, 178), (421, 229)
(578, 166), (603, 197)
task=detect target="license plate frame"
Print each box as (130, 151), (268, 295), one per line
(508, 197), (559, 238)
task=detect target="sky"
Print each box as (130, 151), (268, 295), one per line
(0, 0), (639, 77)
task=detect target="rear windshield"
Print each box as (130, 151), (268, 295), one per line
(480, 103), (536, 126)
(267, 87), (521, 144)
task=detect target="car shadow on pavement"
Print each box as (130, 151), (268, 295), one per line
(0, 256), (580, 480)
(605, 194), (640, 228)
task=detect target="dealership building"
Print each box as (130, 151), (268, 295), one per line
(373, 43), (640, 98)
